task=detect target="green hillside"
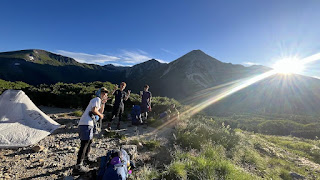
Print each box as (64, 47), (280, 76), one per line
(1, 79), (320, 179)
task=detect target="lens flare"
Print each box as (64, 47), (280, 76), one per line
(273, 57), (305, 74)
(150, 52), (320, 134)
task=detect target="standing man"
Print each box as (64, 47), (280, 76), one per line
(75, 87), (109, 172)
(108, 82), (131, 130)
(140, 84), (152, 123)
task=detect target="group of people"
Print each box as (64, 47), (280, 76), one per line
(75, 82), (152, 176)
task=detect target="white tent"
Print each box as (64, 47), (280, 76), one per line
(0, 90), (60, 148)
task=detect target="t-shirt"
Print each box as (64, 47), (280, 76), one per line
(141, 91), (152, 107)
(113, 90), (126, 108)
(78, 97), (101, 126)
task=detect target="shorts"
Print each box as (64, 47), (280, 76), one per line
(79, 125), (93, 140)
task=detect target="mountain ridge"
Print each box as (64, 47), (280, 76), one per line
(2, 49), (320, 115)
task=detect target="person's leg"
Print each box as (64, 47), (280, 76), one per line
(84, 139), (92, 158)
(77, 140), (90, 165)
(117, 108), (123, 129)
(83, 139), (96, 163)
(144, 112), (148, 120)
(144, 112), (148, 124)
(108, 107), (118, 130)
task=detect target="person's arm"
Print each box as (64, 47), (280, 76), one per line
(99, 103), (105, 114)
(148, 92), (152, 105)
(112, 85), (118, 95)
(124, 90), (131, 101)
(92, 106), (104, 120)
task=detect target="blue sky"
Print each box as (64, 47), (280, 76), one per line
(1, 0), (320, 77)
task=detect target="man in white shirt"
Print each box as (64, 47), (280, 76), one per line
(75, 87), (108, 172)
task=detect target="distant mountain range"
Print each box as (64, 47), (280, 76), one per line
(1, 49), (320, 115)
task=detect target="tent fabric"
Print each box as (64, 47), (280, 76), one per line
(0, 90), (60, 148)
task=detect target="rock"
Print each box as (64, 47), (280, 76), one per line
(71, 147), (79, 153)
(32, 145), (45, 152)
(4, 173), (10, 179)
(51, 163), (59, 167)
(121, 145), (137, 160)
(290, 172), (305, 179)
(65, 123), (73, 129)
(50, 114), (58, 119)
(63, 176), (74, 180)
(27, 154), (35, 160)
(138, 142), (143, 148)
(67, 146), (73, 150)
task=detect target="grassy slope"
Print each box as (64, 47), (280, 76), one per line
(1, 79), (320, 179)
(137, 115), (320, 180)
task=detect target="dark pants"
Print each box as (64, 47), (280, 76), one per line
(110, 106), (123, 122)
(77, 139), (92, 164)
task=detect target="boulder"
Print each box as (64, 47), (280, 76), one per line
(32, 145), (45, 152)
(290, 172), (305, 179)
(65, 123), (74, 129)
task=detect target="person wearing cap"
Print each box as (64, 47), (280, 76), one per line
(75, 87), (109, 172)
(108, 82), (131, 130)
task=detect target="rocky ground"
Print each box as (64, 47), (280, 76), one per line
(0, 106), (174, 180)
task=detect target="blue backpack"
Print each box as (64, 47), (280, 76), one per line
(131, 105), (142, 125)
(97, 149), (131, 180)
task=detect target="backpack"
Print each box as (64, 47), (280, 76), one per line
(131, 105), (142, 125)
(97, 149), (131, 180)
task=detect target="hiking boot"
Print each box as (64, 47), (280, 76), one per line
(74, 164), (89, 173)
(85, 157), (97, 164)
(117, 122), (120, 130)
(107, 123), (111, 130)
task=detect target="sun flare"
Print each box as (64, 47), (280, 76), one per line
(272, 57), (305, 74)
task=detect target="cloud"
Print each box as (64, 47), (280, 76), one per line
(312, 76), (320, 79)
(56, 50), (120, 64)
(119, 50), (152, 64)
(55, 49), (158, 66)
(242, 61), (260, 66)
(161, 48), (177, 55)
(157, 59), (169, 63)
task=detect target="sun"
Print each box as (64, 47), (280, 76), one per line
(272, 57), (305, 74)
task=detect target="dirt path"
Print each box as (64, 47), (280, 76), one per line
(0, 106), (175, 180)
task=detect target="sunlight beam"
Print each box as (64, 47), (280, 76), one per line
(151, 52), (320, 133)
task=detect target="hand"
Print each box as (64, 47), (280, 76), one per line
(102, 99), (108, 104)
(128, 90), (131, 94)
(102, 97), (111, 104)
(114, 84), (118, 90)
(99, 114), (104, 120)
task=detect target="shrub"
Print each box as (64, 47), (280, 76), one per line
(176, 116), (240, 150)
(144, 139), (161, 151)
(164, 161), (187, 180)
(133, 165), (159, 180)
(72, 110), (83, 117)
(164, 146), (257, 180)
(279, 169), (291, 180)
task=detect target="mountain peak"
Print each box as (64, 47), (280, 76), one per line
(0, 49), (84, 67)
(172, 49), (222, 66)
(188, 49), (205, 54)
